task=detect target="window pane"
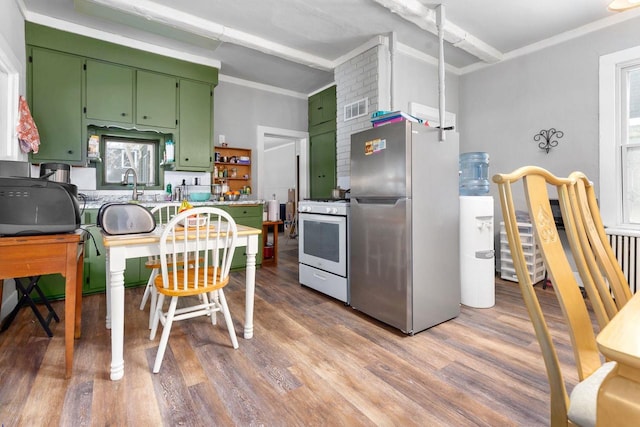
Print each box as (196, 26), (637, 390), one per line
(630, 69), (640, 144)
(104, 138), (157, 185)
(625, 145), (640, 223)
(622, 66), (640, 224)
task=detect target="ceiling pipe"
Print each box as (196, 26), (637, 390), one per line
(436, 5), (446, 142)
(388, 32), (396, 110)
(371, 0), (503, 64)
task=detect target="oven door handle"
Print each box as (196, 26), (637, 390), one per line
(312, 272), (328, 281)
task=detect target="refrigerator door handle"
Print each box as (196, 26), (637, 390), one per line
(353, 197), (405, 206)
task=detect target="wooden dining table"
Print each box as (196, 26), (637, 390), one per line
(102, 223), (261, 381)
(596, 290), (640, 426)
(0, 230), (85, 379)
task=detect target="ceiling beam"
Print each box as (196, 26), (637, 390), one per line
(370, 0), (503, 63)
(77, 0), (335, 71)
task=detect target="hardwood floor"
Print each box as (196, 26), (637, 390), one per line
(0, 236), (588, 426)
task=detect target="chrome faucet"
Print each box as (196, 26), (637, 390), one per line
(123, 168), (143, 201)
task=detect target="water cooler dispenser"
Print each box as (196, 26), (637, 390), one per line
(459, 152), (495, 308)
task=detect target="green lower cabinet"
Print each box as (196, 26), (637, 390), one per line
(219, 204), (263, 270)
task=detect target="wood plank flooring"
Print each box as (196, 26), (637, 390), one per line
(0, 237), (589, 426)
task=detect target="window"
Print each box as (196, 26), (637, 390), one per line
(599, 46), (640, 231)
(622, 66), (640, 223)
(104, 137), (157, 185)
(0, 33), (21, 159)
(92, 127), (166, 190)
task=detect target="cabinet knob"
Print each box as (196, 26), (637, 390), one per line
(121, 112), (127, 117)
(185, 158), (189, 162)
(68, 150), (73, 154)
(143, 115), (148, 119)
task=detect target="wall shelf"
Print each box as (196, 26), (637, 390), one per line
(213, 146), (252, 193)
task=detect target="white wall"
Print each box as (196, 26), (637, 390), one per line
(0, 0), (26, 160)
(393, 50), (459, 120)
(263, 141), (296, 203)
(459, 16), (640, 220)
(213, 80), (308, 199)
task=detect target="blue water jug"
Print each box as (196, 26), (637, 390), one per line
(459, 152), (490, 196)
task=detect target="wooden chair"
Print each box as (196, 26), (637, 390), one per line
(493, 166), (617, 427)
(150, 206), (239, 373)
(139, 203), (182, 328)
(568, 172), (632, 316)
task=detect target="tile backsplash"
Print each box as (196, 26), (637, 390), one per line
(30, 165), (212, 200)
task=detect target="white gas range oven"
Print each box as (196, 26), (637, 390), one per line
(297, 199), (350, 304)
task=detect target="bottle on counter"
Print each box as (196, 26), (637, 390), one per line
(181, 179), (188, 200)
(165, 183), (172, 201)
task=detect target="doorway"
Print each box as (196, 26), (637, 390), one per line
(256, 126), (309, 201)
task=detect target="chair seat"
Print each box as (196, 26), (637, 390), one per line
(568, 361), (617, 427)
(154, 266), (228, 297)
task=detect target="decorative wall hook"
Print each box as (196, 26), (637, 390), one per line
(533, 128), (564, 153)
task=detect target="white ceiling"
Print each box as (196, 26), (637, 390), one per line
(18, 0), (640, 94)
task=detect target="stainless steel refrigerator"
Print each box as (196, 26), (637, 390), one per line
(349, 121), (460, 334)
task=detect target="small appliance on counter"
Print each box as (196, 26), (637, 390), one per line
(39, 162), (71, 183)
(0, 177), (80, 236)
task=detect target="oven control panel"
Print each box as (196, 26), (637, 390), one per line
(298, 200), (349, 216)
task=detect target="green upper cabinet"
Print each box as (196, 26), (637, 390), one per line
(26, 23), (218, 169)
(308, 85), (337, 199)
(177, 79), (213, 171)
(29, 47), (84, 164)
(86, 59), (134, 124)
(136, 70), (177, 129)
(309, 130), (337, 199)
(309, 85), (336, 127)
(86, 62), (177, 129)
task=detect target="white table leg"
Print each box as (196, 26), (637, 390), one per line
(108, 247), (126, 381)
(105, 253), (111, 329)
(244, 234), (258, 339)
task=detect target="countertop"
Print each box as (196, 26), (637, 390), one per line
(79, 197), (264, 210)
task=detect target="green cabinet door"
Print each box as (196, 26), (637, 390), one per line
(177, 79), (213, 171)
(136, 70), (177, 129)
(29, 48), (84, 164)
(86, 60), (134, 124)
(309, 130), (336, 199)
(309, 85), (336, 127)
(220, 205), (263, 270)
